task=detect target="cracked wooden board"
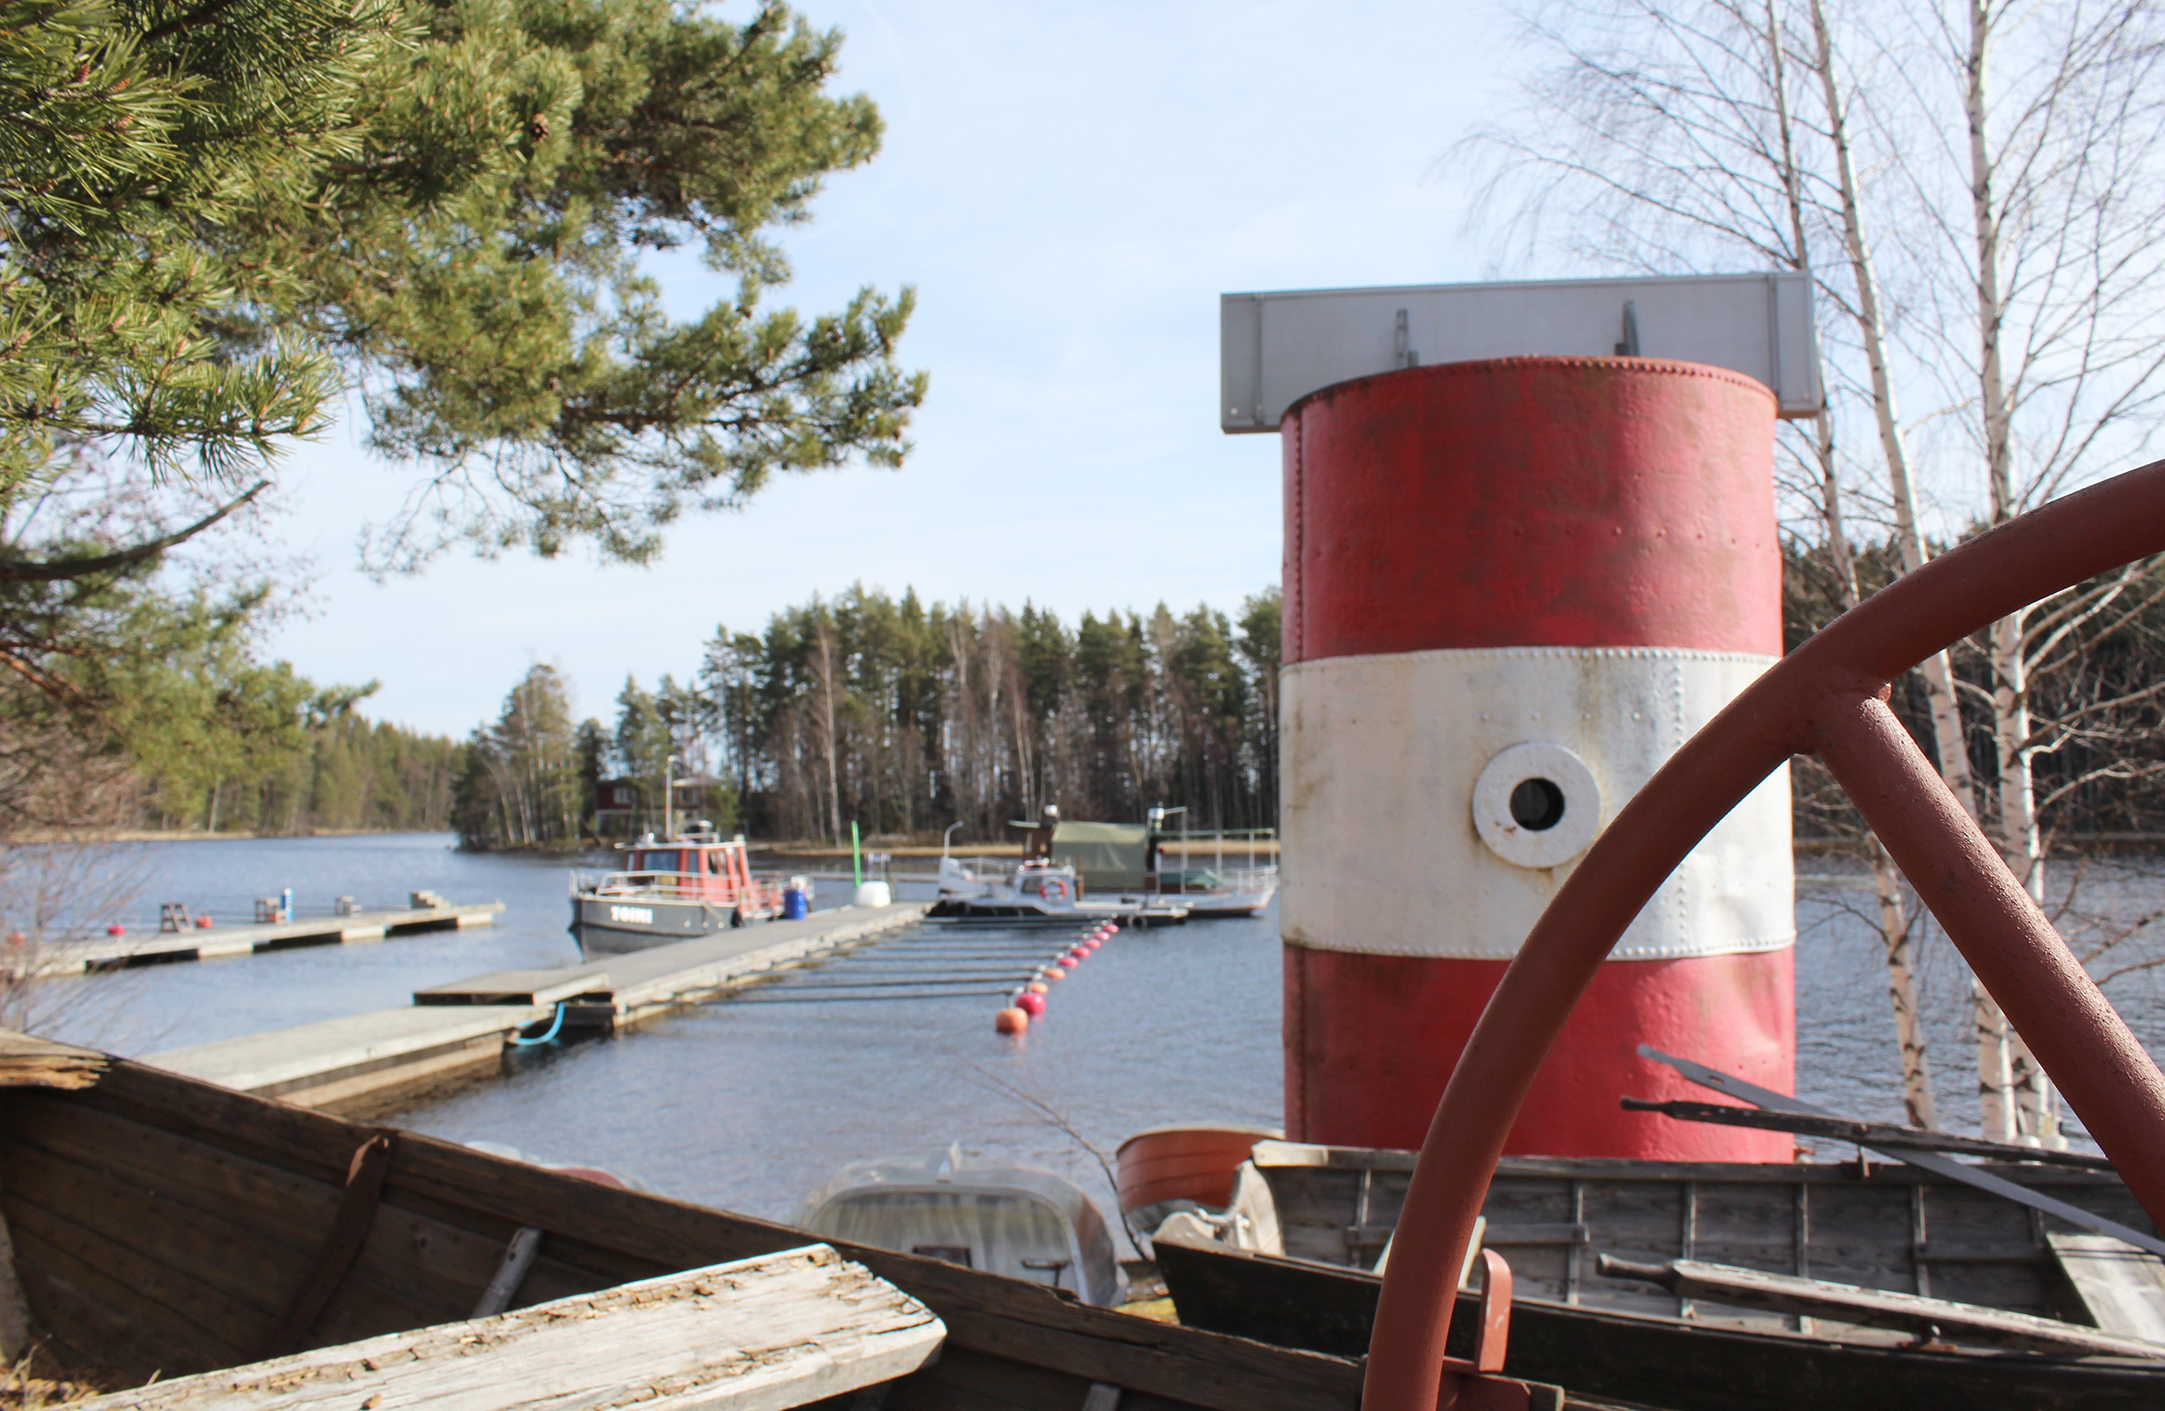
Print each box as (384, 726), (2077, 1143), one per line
(76, 1244), (943, 1411)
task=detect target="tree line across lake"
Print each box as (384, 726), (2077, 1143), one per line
(451, 585), (1284, 850)
(93, 530), (2165, 851)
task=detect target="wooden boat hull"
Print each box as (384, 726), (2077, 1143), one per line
(1247, 1140), (2154, 1328)
(0, 1045), (1390, 1411)
(1155, 1235), (2165, 1411)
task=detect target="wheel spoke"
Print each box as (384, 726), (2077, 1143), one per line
(1815, 690), (2165, 1220)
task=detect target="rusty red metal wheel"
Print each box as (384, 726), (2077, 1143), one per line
(1364, 457), (2165, 1411)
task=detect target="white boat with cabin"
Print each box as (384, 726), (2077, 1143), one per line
(927, 809), (1190, 926)
(568, 824), (784, 956)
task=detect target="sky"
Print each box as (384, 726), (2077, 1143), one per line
(255, 2), (1521, 737)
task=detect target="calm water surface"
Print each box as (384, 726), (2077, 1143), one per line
(26, 834), (2165, 1241)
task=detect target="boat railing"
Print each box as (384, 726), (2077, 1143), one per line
(1157, 827), (1280, 872)
(587, 870), (732, 901)
(1155, 863), (1280, 896)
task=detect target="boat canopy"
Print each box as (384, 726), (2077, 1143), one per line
(1051, 821), (1150, 891)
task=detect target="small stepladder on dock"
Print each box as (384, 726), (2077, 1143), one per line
(72, 1244), (945, 1411)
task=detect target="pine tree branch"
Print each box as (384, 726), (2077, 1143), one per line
(0, 479), (266, 582)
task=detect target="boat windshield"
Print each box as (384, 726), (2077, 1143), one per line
(631, 850), (683, 873)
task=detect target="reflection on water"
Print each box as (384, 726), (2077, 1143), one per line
(22, 833), (2165, 1240)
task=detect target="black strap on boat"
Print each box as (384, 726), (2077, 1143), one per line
(1619, 1097), (2115, 1170)
(259, 1131), (396, 1358)
(1640, 1045), (2165, 1258)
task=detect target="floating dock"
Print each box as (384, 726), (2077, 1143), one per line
(30, 901), (506, 975)
(145, 901), (928, 1113)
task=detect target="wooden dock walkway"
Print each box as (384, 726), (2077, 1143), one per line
(31, 902), (506, 976)
(146, 902), (928, 1113)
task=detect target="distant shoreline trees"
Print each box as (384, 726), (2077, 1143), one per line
(450, 586), (1284, 852)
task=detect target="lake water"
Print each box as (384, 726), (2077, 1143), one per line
(22, 833), (2165, 1244)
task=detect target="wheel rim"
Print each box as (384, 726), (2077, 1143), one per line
(1364, 456), (2165, 1411)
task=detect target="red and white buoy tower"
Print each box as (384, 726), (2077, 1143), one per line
(1225, 275), (1820, 1160)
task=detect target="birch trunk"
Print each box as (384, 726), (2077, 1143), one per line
(1964, 0), (2060, 1147)
(1819, 407), (1938, 1127)
(814, 618), (843, 844)
(1813, 0), (2011, 1136)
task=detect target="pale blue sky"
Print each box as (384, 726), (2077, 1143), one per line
(258, 2), (1516, 736)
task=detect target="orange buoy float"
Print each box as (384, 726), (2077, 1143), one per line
(1026, 981), (1049, 994)
(1017, 992), (1046, 1016)
(194, 915), (213, 928)
(995, 1007), (1030, 1034)
(1040, 968), (1065, 982)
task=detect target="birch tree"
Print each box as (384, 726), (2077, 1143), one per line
(1866, 0), (2165, 1142)
(1457, 0), (1947, 1125)
(1467, 0), (2165, 1138)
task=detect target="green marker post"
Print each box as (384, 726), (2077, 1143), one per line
(851, 821), (862, 887)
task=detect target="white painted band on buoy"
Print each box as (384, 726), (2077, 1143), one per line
(1281, 645), (1793, 962)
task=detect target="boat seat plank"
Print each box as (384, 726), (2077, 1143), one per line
(77, 1245), (943, 1411)
(1600, 1256), (2165, 1357)
(2050, 1235), (2165, 1345)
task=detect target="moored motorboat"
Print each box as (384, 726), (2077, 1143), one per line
(929, 813), (1190, 925)
(567, 824), (784, 956)
(1049, 807), (1280, 918)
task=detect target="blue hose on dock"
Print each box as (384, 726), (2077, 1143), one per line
(510, 1003), (566, 1047)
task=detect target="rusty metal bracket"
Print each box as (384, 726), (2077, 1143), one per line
(258, 1131), (395, 1358)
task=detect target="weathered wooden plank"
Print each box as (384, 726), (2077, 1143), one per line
(2051, 1235), (2165, 1344)
(1599, 1256), (2165, 1357)
(0, 1029), (108, 1088)
(77, 1245), (943, 1411)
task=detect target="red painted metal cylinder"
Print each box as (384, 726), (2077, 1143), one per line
(1281, 357), (1792, 1159)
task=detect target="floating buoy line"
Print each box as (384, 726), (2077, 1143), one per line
(995, 921), (1116, 1035)
(723, 920), (1119, 1024)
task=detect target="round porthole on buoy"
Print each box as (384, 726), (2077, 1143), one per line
(1472, 741), (1601, 869)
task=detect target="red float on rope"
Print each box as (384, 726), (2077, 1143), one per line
(1016, 992), (1046, 1017)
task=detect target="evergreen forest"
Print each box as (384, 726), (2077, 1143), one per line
(452, 586), (1283, 850)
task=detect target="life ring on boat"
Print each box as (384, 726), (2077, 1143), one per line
(1042, 877), (1069, 903)
(1364, 456), (2165, 1411)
